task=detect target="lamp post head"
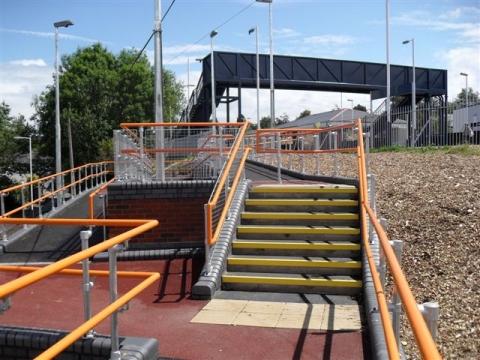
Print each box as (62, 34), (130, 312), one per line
(248, 28), (256, 35)
(54, 20), (74, 28)
(460, 72), (468, 77)
(210, 30), (218, 38)
(256, 0), (273, 3)
(195, 58), (203, 63)
(402, 40), (410, 45)
(14, 136), (29, 140)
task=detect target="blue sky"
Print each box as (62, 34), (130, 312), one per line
(1, 0), (479, 121)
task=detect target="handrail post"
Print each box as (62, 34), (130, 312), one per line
(37, 184), (43, 218)
(333, 131), (338, 177)
(109, 244), (122, 359)
(300, 137), (305, 174)
(1, 194), (7, 243)
(203, 204), (211, 275)
(20, 189), (27, 229)
(80, 230), (95, 337)
(365, 132), (371, 174)
(276, 132), (282, 183)
(314, 134), (320, 176)
(418, 302), (440, 341)
(379, 217), (388, 287)
(100, 194), (107, 241)
(390, 239), (404, 349)
(367, 174), (376, 244)
(71, 170), (76, 197)
(139, 126), (145, 183)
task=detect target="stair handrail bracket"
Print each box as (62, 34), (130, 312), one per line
(356, 119), (442, 359)
(203, 121), (250, 271)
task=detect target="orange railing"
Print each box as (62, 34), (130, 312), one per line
(204, 121), (250, 246)
(89, 177), (116, 219)
(0, 217), (159, 359)
(355, 119), (442, 359)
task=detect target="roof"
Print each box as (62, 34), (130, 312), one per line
(277, 109), (369, 129)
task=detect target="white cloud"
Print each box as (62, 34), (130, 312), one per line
(440, 47), (480, 98)
(273, 28), (301, 39)
(0, 59), (53, 118)
(304, 35), (355, 46)
(0, 28), (110, 44)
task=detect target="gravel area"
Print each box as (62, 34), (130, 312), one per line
(279, 150), (480, 359)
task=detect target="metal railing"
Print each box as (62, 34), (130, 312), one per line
(362, 99), (480, 148)
(116, 122), (244, 181)
(203, 122), (250, 273)
(0, 161), (112, 243)
(0, 217), (160, 359)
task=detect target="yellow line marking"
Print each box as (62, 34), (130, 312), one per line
(252, 185), (357, 194)
(245, 199), (358, 206)
(222, 275), (362, 288)
(232, 240), (361, 251)
(228, 257), (362, 268)
(241, 212), (359, 220)
(237, 225), (360, 235)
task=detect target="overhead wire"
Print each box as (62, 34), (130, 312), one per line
(129, 0), (177, 70)
(164, 0), (256, 64)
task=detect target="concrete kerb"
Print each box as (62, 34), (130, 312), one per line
(192, 179), (251, 299)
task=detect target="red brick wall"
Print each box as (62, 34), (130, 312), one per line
(107, 197), (208, 244)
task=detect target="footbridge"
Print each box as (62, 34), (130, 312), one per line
(0, 121), (442, 359)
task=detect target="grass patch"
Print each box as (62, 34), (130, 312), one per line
(371, 144), (480, 155)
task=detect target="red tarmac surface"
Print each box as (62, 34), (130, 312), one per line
(0, 259), (368, 359)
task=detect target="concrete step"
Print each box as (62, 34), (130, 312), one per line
(245, 198), (359, 213)
(227, 255), (361, 275)
(236, 225), (360, 241)
(250, 184), (358, 200)
(232, 239), (361, 257)
(241, 211), (359, 227)
(222, 272), (362, 295)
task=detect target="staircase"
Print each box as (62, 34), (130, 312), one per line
(222, 184), (362, 295)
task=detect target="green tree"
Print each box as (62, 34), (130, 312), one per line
(453, 87), (479, 106)
(259, 114), (289, 128)
(33, 43), (185, 168)
(353, 104), (367, 112)
(297, 109), (311, 119)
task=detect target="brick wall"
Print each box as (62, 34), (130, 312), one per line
(107, 180), (215, 247)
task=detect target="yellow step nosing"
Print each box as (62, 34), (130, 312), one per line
(227, 257), (362, 268)
(237, 226), (360, 235)
(252, 187), (357, 194)
(245, 199), (358, 206)
(232, 240), (361, 251)
(241, 212), (359, 220)
(222, 275), (362, 288)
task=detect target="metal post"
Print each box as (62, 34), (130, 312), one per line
(210, 32), (217, 123)
(139, 127), (145, 183)
(1, 194), (7, 243)
(80, 230), (94, 335)
(411, 39), (416, 147)
(268, 1), (275, 128)
(332, 132), (338, 177)
(54, 27), (63, 205)
(368, 174), (376, 243)
(101, 194), (107, 241)
(203, 204), (211, 275)
(314, 134), (320, 176)
(276, 132), (282, 183)
(255, 26), (260, 127)
(418, 302), (440, 340)
(390, 239), (404, 348)
(379, 217), (388, 287)
(37, 183), (43, 218)
(109, 245), (121, 359)
(300, 137), (305, 174)
(28, 137), (34, 207)
(365, 132), (371, 174)
(154, 0), (165, 181)
(386, 0), (391, 145)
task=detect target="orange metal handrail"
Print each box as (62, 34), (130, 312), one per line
(0, 161), (112, 195)
(355, 119), (442, 359)
(206, 121), (250, 245)
(120, 122), (244, 128)
(89, 177), (116, 219)
(0, 265), (160, 360)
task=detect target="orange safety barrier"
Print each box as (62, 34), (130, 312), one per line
(88, 177), (116, 219)
(0, 265), (159, 360)
(121, 147), (234, 154)
(355, 119), (442, 359)
(0, 217), (159, 359)
(205, 121), (250, 245)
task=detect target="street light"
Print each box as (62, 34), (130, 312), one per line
(14, 136), (33, 208)
(54, 19), (73, 203)
(347, 99), (354, 121)
(249, 26), (260, 128)
(403, 38), (416, 147)
(460, 72), (469, 125)
(256, 0), (274, 128)
(210, 30), (218, 123)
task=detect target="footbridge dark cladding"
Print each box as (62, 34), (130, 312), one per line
(207, 51), (447, 99)
(184, 51), (447, 122)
